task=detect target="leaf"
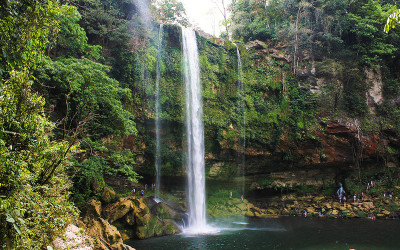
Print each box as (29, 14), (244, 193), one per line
(13, 223), (21, 235)
(6, 214), (15, 223)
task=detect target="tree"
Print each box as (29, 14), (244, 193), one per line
(156, 0), (189, 26)
(384, 9), (400, 33)
(35, 57), (137, 139)
(0, 1), (78, 248)
(348, 0), (397, 66)
(52, 5), (102, 60)
(213, 0), (231, 39)
(0, 0), (60, 75)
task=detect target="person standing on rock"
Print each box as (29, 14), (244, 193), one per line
(337, 182), (346, 204)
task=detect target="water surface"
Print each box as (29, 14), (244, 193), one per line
(129, 217), (400, 250)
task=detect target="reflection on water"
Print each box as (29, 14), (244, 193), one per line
(129, 217), (400, 250)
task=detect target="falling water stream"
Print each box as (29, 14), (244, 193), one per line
(155, 24), (163, 198)
(236, 46), (246, 197)
(182, 28), (208, 233)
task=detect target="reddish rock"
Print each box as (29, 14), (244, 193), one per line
(363, 134), (378, 156)
(326, 121), (354, 134)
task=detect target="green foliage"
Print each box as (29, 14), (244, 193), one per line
(70, 138), (140, 205)
(347, 1), (397, 66)
(108, 149), (139, 182)
(0, 69), (77, 249)
(294, 184), (318, 195)
(1, 176), (78, 249)
(156, 0), (189, 26)
(35, 57), (136, 138)
(385, 9), (400, 33)
(321, 183), (336, 196)
(344, 179), (365, 194)
(0, 67), (75, 249)
(258, 177), (275, 187)
(0, 0), (60, 75)
(341, 67), (369, 117)
(70, 156), (107, 205)
(54, 5), (102, 60)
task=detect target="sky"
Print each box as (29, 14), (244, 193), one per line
(180, 0), (231, 37)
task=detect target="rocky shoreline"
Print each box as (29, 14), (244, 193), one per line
(208, 194), (400, 221)
(53, 182), (400, 249)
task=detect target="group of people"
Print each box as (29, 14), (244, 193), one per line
(131, 188), (145, 196)
(336, 181), (371, 204)
(353, 192), (364, 202)
(383, 190), (393, 199)
(337, 179), (396, 204)
(130, 183), (158, 197)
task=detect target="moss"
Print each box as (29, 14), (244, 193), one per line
(163, 220), (179, 235)
(155, 219), (164, 236)
(135, 212), (150, 226)
(356, 210), (367, 218)
(135, 226), (147, 239)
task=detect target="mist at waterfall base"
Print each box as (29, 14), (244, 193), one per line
(130, 217), (400, 249)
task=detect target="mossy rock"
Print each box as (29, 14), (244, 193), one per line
(155, 219), (164, 237)
(163, 219), (180, 235)
(245, 211), (254, 217)
(135, 212), (151, 226)
(101, 187), (117, 204)
(118, 227), (135, 241)
(236, 202), (248, 211)
(129, 198), (140, 207)
(135, 217), (163, 239)
(151, 202), (183, 221)
(125, 211), (135, 226)
(135, 226), (148, 239)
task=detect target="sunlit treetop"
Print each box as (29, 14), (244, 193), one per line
(154, 0), (189, 26)
(384, 9), (400, 33)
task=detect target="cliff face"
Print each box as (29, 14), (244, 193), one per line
(126, 26), (399, 179)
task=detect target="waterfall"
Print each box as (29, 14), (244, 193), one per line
(236, 46), (246, 196)
(182, 28), (207, 232)
(155, 24), (163, 198)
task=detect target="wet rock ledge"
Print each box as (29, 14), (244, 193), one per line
(77, 188), (183, 249)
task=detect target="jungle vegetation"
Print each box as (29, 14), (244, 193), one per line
(1, 0), (399, 248)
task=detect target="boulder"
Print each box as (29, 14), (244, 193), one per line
(135, 212), (151, 226)
(85, 200), (102, 218)
(52, 224), (94, 250)
(135, 217), (163, 239)
(163, 219), (180, 235)
(236, 202), (249, 211)
(361, 202), (373, 209)
(102, 187), (117, 204)
(84, 217), (133, 250)
(151, 202), (183, 221)
(124, 211), (135, 226)
(99, 218), (122, 245)
(103, 198), (135, 223)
